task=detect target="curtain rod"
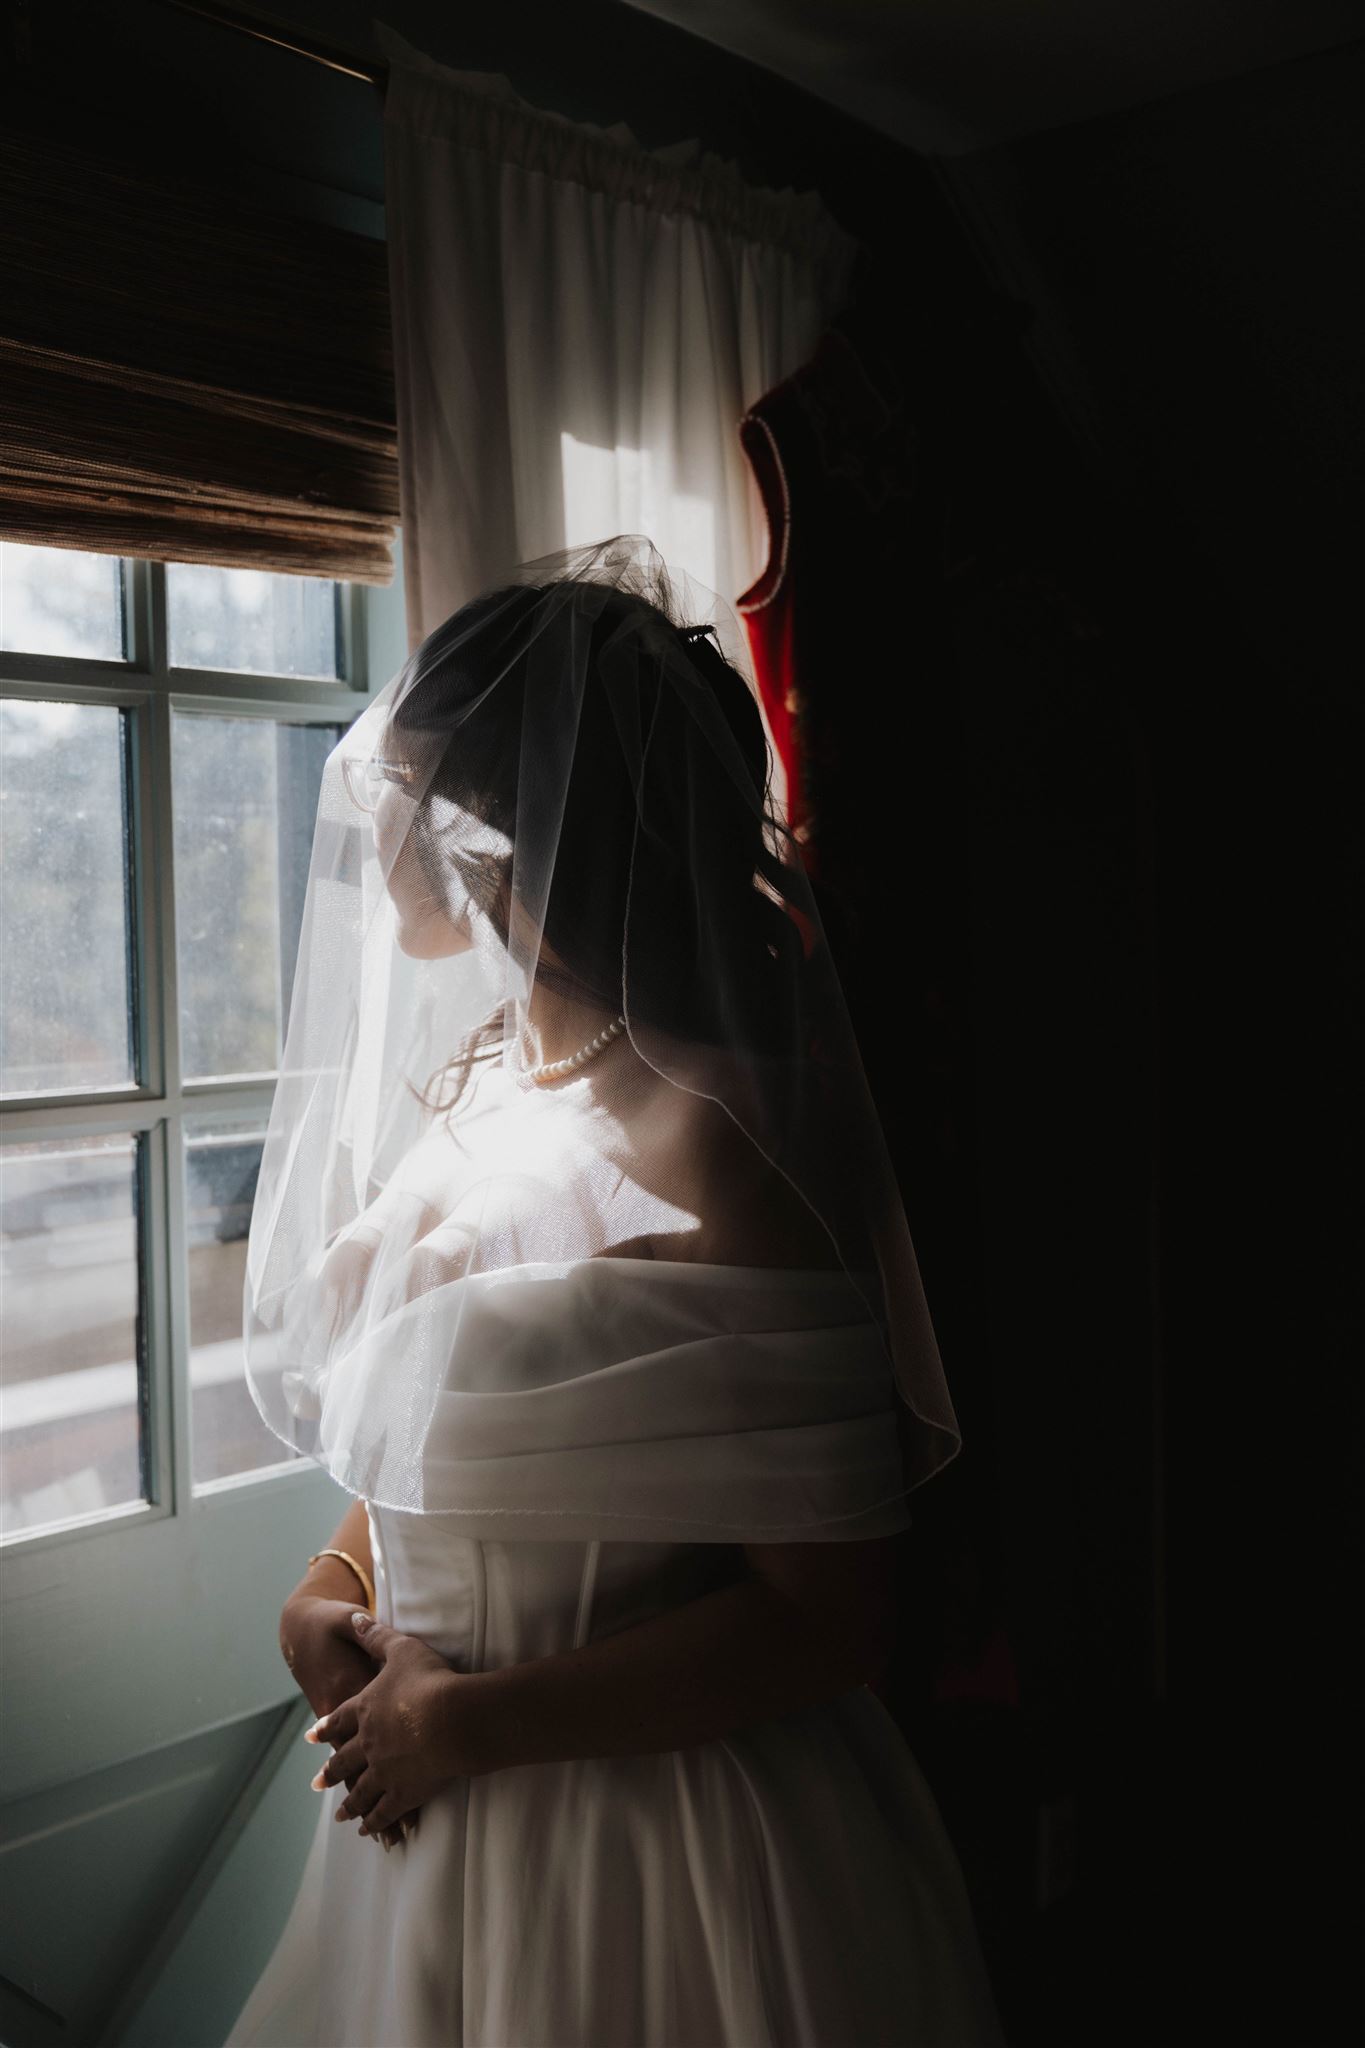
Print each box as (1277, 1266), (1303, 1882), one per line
(154, 1), (388, 90)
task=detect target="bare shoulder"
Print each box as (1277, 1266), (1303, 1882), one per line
(664, 1093), (842, 1269)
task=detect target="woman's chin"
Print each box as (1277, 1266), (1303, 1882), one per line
(396, 914), (473, 959)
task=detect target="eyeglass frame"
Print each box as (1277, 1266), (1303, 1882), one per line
(341, 753), (419, 813)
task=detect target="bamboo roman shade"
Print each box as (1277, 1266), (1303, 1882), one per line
(0, 127), (398, 584)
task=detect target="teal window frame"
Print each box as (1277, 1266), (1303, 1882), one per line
(0, 546), (407, 1554)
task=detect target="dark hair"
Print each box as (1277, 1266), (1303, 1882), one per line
(387, 580), (809, 1117)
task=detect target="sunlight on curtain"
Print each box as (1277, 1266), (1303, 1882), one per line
(375, 19), (857, 665)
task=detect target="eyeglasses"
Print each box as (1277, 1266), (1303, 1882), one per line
(342, 754), (418, 813)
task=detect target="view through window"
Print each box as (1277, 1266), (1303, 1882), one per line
(0, 544), (375, 1537)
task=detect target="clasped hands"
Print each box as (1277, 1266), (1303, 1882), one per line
(303, 1609), (482, 1844)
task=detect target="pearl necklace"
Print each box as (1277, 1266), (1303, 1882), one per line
(517, 1012), (627, 1088)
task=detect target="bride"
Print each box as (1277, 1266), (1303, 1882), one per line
(226, 535), (1010, 2046)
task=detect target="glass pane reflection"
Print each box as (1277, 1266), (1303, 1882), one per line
(0, 699), (135, 1096)
(172, 714), (338, 1080)
(1, 1132), (143, 1538)
(185, 1114), (303, 1487)
(0, 541), (126, 661)
(167, 563), (339, 679)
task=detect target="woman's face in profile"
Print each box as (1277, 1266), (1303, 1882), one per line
(370, 781), (477, 960)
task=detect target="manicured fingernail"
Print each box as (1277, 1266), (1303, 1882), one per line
(310, 1768), (327, 1790)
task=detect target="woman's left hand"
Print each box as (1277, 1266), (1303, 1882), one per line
(306, 1611), (482, 1837)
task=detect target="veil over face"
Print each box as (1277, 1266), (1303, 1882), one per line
(242, 534), (961, 1529)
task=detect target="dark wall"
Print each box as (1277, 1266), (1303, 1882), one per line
(927, 38), (1364, 2045)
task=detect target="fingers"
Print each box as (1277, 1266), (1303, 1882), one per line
(306, 1699), (359, 1746)
(335, 1768), (379, 1825)
(346, 1611), (395, 1660)
(340, 1786), (421, 1850)
(310, 1752), (406, 1851)
(357, 1791), (406, 1838)
(317, 1733), (423, 1847)
(311, 1737), (365, 1789)
(337, 1772), (403, 1840)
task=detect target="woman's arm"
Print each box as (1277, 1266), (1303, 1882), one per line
(282, 1501), (420, 1849)
(282, 1495), (376, 1619)
(456, 1534), (899, 1777)
(313, 1536), (900, 1833)
(278, 1497), (379, 1708)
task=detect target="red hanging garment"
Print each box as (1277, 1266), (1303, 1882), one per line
(736, 393), (805, 859)
(736, 325), (918, 885)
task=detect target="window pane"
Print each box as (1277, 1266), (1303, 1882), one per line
(0, 700), (135, 1096)
(0, 541), (126, 661)
(185, 1113), (303, 1487)
(172, 714), (338, 1080)
(167, 563), (339, 679)
(1, 1132), (143, 1538)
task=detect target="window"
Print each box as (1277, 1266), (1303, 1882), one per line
(0, 544), (398, 1541)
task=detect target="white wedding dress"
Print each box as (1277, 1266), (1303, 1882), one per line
(224, 1259), (1010, 2047)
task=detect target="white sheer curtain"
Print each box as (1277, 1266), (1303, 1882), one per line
(374, 21), (859, 648)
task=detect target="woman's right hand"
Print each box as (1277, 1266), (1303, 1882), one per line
(280, 1594), (417, 1850)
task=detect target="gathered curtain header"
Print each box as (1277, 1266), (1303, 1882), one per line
(0, 125), (398, 584)
(373, 24), (858, 291)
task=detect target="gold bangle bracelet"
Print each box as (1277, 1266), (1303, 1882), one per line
(307, 1547), (376, 1615)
